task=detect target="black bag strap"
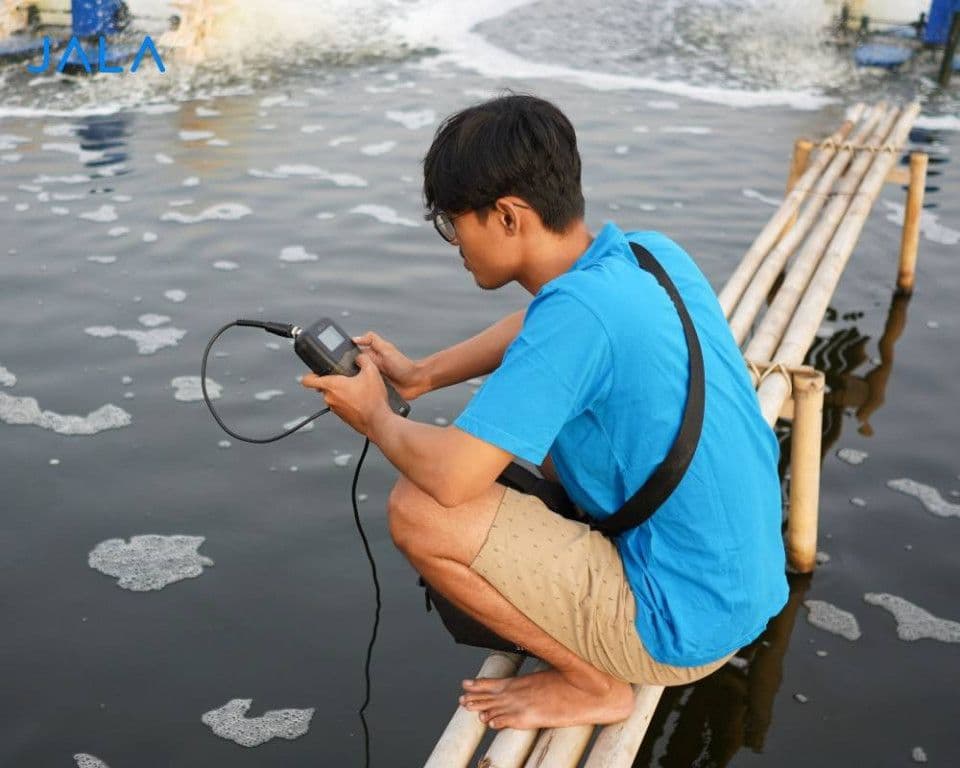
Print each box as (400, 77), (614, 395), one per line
(589, 242), (705, 537)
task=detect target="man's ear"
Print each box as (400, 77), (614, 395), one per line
(494, 198), (521, 235)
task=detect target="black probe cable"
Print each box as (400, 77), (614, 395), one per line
(201, 319), (381, 768)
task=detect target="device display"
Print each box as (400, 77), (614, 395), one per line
(318, 325), (345, 351)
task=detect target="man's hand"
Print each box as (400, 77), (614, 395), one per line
(299, 353), (392, 438)
(353, 331), (428, 401)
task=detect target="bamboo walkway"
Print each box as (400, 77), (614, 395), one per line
(425, 101), (925, 768)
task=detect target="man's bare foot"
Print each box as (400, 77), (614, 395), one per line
(458, 668), (634, 730)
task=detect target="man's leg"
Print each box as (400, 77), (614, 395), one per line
(388, 475), (634, 730)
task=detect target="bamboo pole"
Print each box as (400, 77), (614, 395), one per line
(728, 105), (888, 345)
(717, 102), (867, 318)
(743, 104), (901, 362)
(896, 151), (928, 295)
(781, 139), (814, 237)
(582, 685), (665, 768)
(755, 102), (921, 425)
(522, 724), (594, 768)
(424, 652), (523, 768)
(785, 368), (825, 573)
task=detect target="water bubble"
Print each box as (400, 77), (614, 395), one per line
(74, 755), (110, 768)
(171, 376), (222, 402)
(218, 440), (231, 449)
(912, 747), (928, 763)
(0, 392), (130, 435)
(86, 325), (185, 355)
(279, 245), (318, 262)
(887, 478), (960, 519)
(333, 453), (353, 467)
(164, 289), (187, 303)
(202, 699), (314, 747)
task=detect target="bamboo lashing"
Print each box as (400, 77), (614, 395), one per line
(754, 101), (921, 425)
(727, 104), (888, 345)
(743, 104), (902, 362)
(717, 102), (866, 317)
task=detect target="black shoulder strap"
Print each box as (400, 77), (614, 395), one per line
(590, 242), (706, 537)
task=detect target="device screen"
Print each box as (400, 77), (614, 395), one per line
(317, 325), (346, 351)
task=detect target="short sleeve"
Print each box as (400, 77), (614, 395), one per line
(453, 288), (613, 465)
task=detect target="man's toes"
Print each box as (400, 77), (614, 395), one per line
(479, 707), (511, 726)
(462, 677), (508, 693)
(460, 694), (498, 710)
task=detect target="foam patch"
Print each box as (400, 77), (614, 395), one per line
(161, 203), (252, 224)
(89, 534), (214, 591)
(360, 140), (397, 156)
(0, 364), (15, 387)
(79, 205), (118, 223)
(279, 245), (318, 262)
(864, 593), (960, 643)
(248, 165), (367, 188)
(385, 109), (435, 130)
(201, 699), (314, 747)
(74, 755), (110, 768)
(804, 600), (861, 640)
(85, 324), (186, 355)
(887, 478), (960, 519)
(164, 289), (187, 303)
(349, 204), (419, 227)
(171, 376), (222, 402)
(0, 392), (130, 435)
(837, 448), (868, 465)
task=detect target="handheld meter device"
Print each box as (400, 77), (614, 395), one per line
(293, 317), (411, 417)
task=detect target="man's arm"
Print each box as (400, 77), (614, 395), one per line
(415, 308), (524, 394)
(370, 410), (512, 508)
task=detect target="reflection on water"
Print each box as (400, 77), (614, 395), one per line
(637, 574), (812, 766)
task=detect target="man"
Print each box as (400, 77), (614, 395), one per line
(300, 94), (788, 731)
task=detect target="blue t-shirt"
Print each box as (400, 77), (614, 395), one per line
(454, 221), (788, 666)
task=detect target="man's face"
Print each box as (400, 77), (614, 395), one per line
(446, 202), (525, 291)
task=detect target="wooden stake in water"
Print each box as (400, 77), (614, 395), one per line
(897, 151), (928, 295)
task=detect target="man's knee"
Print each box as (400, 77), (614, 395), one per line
(387, 476), (422, 556)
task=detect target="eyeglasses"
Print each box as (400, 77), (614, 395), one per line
(425, 203), (531, 245)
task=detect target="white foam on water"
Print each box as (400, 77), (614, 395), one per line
(279, 245), (318, 263)
(1, 153), (21, 163)
(742, 188), (781, 207)
(172, 376), (222, 402)
(0, 133), (29, 150)
(201, 699), (314, 747)
(89, 534), (214, 591)
(864, 593), (960, 643)
(14, 203), (29, 212)
(179, 130), (215, 141)
(155, 153), (174, 165)
(143, 232), (158, 242)
(87, 256), (117, 264)
(647, 100), (680, 110)
(85, 325), (186, 355)
(34, 173), (89, 184)
(161, 203), (252, 224)
(385, 109), (436, 130)
(138, 314), (171, 328)
(164, 289), (187, 303)
(360, 140), (398, 156)
(196, 106), (221, 117)
(300, 124), (325, 133)
(74, 755), (110, 768)
(169, 199), (194, 207)
(122, 376), (133, 385)
(79, 205), (118, 223)
(183, 176), (201, 187)
(912, 747), (928, 763)
(850, 497), (867, 507)
(804, 599), (861, 641)
(50, 206), (69, 215)
(882, 201), (959, 246)
(0, 365), (16, 387)
(254, 389), (284, 401)
(249, 165), (368, 188)
(0, 392), (131, 435)
(218, 440), (231, 448)
(328, 135), (355, 146)
(138, 103), (180, 115)
(837, 448), (868, 466)
(107, 227), (129, 238)
(614, 145), (629, 155)
(333, 453), (353, 467)
(349, 204), (420, 227)
(282, 417), (314, 432)
(661, 126), (713, 134)
(887, 478), (960, 519)
(316, 211), (335, 220)
(213, 260), (239, 271)
(393, 0), (833, 110)
(208, 138), (231, 147)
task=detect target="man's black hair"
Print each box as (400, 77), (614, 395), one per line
(423, 93), (585, 233)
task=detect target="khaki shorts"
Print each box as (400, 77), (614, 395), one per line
(469, 485), (735, 685)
